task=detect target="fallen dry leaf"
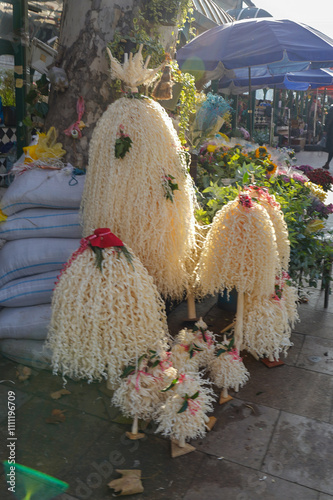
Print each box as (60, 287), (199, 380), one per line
(108, 469), (144, 495)
(16, 366), (32, 382)
(50, 388), (71, 400)
(45, 409), (67, 424)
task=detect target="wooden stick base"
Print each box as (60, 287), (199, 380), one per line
(219, 393), (233, 405)
(171, 440), (196, 458)
(261, 358), (285, 368)
(205, 416), (217, 431)
(125, 431), (145, 440)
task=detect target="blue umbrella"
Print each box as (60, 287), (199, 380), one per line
(176, 18), (333, 74)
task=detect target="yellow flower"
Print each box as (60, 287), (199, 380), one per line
(305, 182), (327, 202)
(266, 162), (277, 176)
(207, 144), (217, 153)
(255, 146), (268, 158)
(0, 209), (7, 222)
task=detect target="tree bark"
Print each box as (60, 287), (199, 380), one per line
(45, 0), (138, 167)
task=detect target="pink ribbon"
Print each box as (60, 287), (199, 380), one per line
(188, 398), (201, 415)
(159, 352), (172, 371)
(229, 347), (242, 362)
(64, 96), (85, 138)
(133, 370), (158, 392)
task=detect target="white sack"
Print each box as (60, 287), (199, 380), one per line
(0, 304), (51, 340)
(0, 168), (85, 216)
(0, 208), (82, 240)
(0, 270), (57, 307)
(0, 238), (80, 288)
(0, 338), (52, 369)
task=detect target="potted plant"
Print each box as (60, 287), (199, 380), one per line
(0, 69), (16, 126)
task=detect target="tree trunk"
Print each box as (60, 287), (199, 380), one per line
(45, 0), (179, 168)
(45, 0), (138, 167)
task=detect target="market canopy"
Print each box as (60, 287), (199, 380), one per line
(176, 18), (333, 80)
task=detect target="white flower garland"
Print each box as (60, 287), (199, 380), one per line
(155, 373), (215, 443)
(81, 97), (197, 300)
(208, 346), (249, 392)
(196, 195), (279, 298)
(112, 360), (177, 421)
(46, 245), (169, 386)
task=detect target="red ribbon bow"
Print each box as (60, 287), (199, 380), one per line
(55, 229), (123, 286)
(84, 228), (124, 248)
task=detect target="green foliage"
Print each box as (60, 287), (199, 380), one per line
(170, 61), (197, 145)
(139, 0), (193, 29)
(252, 128), (270, 146)
(0, 69), (15, 106)
(196, 144), (271, 191)
(23, 74), (49, 129)
(108, 30), (165, 68)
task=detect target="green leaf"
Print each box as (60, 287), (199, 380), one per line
(161, 378), (178, 392)
(120, 364), (136, 378)
(177, 400), (189, 414)
(25, 89), (39, 104)
(91, 246), (104, 272)
(216, 348), (226, 357)
(190, 391), (199, 400)
(34, 101), (49, 117)
(137, 353), (147, 366)
(116, 245), (134, 271)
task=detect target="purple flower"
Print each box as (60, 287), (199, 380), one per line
(295, 165), (314, 176)
(291, 173), (306, 184)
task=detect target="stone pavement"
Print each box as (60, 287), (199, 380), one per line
(0, 150), (332, 500)
(0, 287), (333, 500)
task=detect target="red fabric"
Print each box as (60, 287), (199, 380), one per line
(86, 228), (124, 248)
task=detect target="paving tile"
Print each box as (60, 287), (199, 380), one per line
(295, 307), (333, 338)
(0, 354), (40, 388)
(8, 368), (120, 421)
(296, 335), (333, 375)
(0, 396), (110, 477)
(60, 422), (204, 499)
(238, 357), (333, 422)
(319, 494), (333, 500)
(263, 411), (333, 495)
(193, 398), (279, 468)
(183, 455), (319, 500)
(283, 332), (304, 367)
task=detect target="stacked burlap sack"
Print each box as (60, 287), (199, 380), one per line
(0, 167), (84, 368)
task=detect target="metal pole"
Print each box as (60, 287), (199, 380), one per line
(248, 67), (252, 140)
(313, 88), (318, 139)
(270, 86), (275, 147)
(12, 0), (29, 158)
